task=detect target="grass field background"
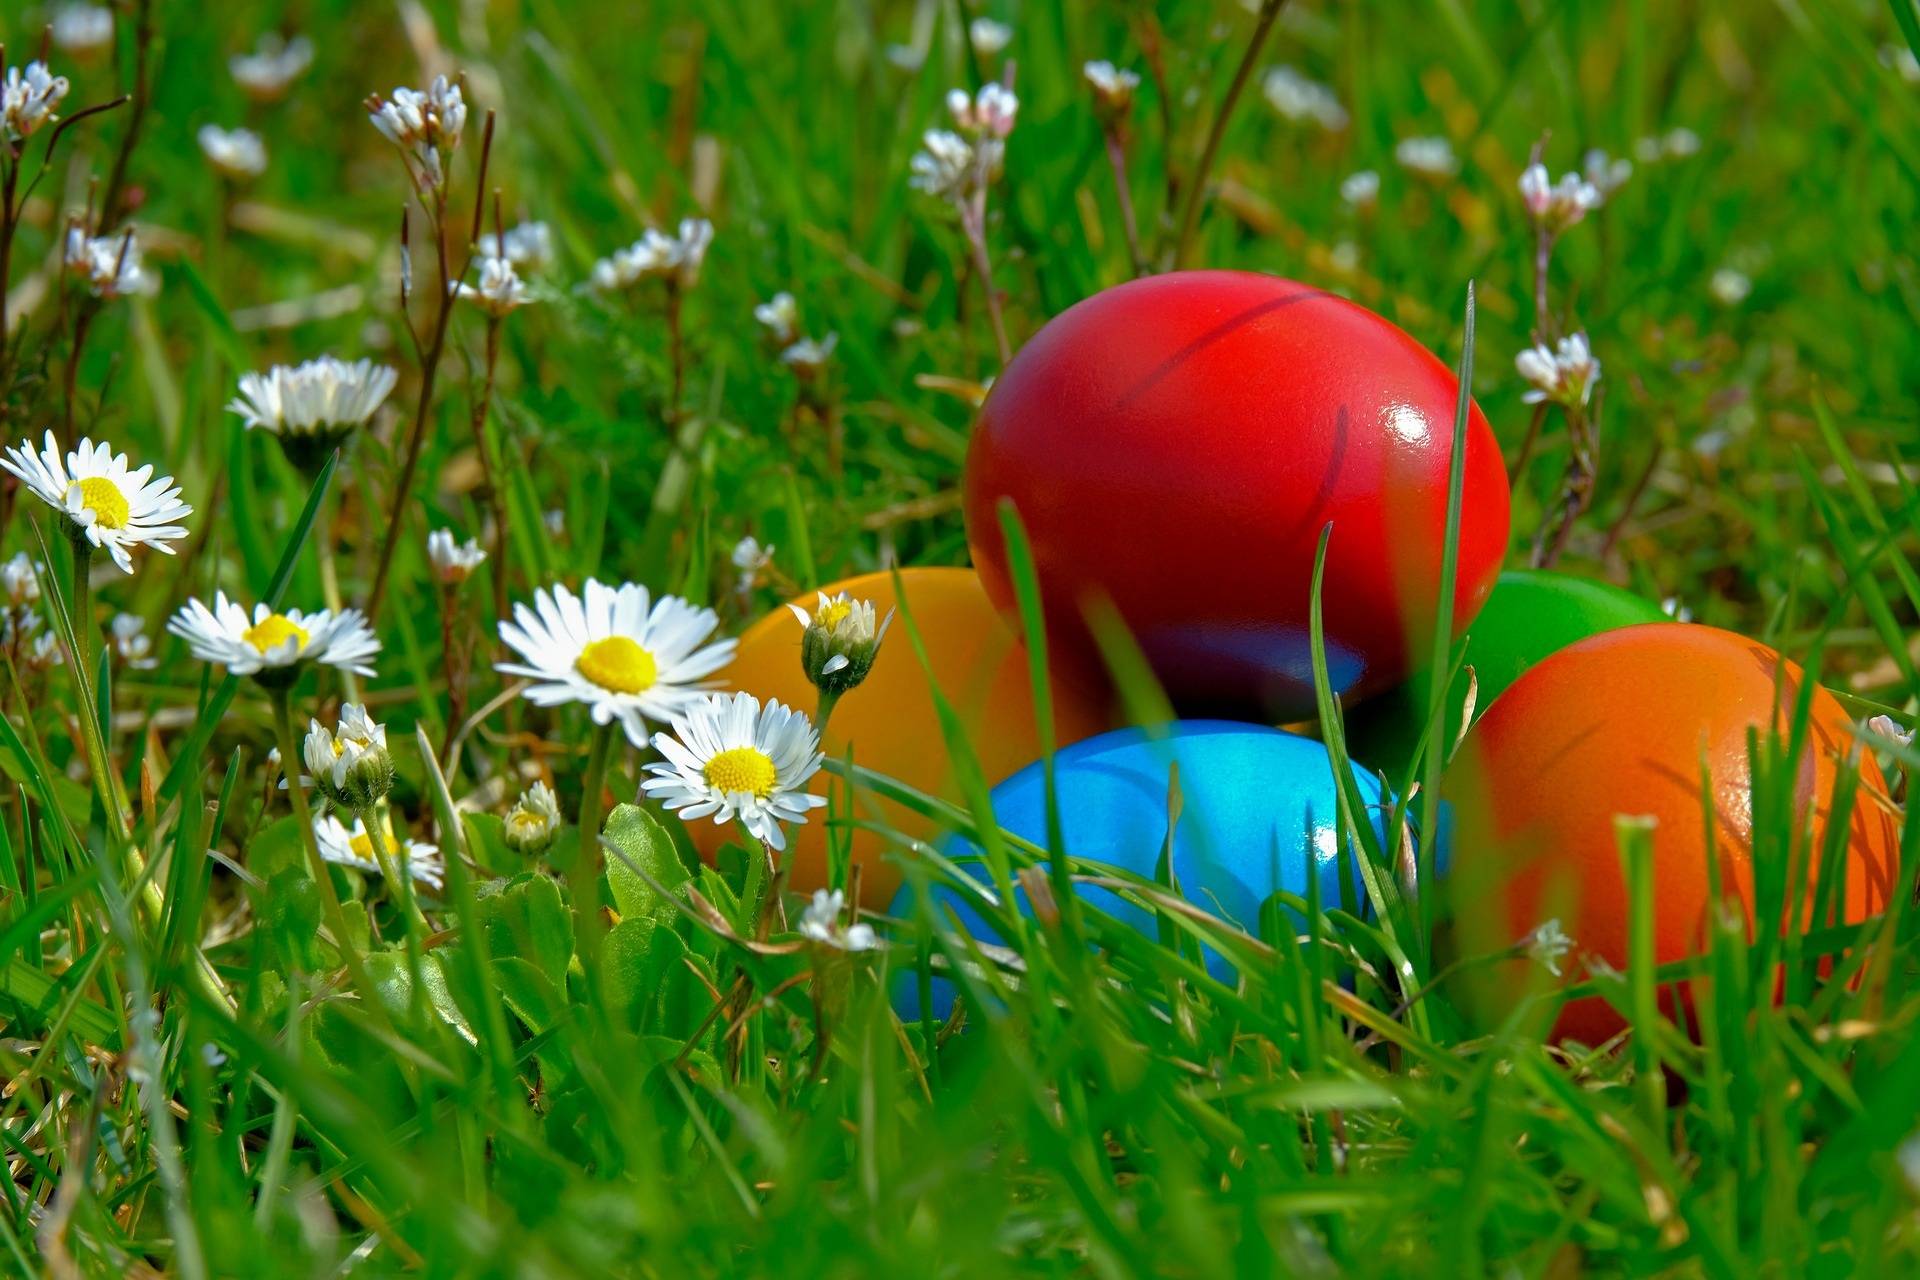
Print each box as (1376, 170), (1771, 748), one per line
(4, 0), (1920, 1274)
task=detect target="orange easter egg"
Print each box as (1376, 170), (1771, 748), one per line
(697, 567), (1110, 902)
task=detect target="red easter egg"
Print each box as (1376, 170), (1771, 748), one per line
(1444, 623), (1901, 1045)
(964, 271), (1511, 719)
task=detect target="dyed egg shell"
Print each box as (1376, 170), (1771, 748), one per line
(1442, 623), (1901, 1045)
(695, 567), (1109, 904)
(1347, 570), (1668, 777)
(964, 270), (1512, 721)
(888, 722), (1390, 1020)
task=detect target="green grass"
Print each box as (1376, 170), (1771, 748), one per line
(2, 0), (1920, 1274)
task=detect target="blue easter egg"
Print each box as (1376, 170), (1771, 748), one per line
(887, 722), (1392, 1021)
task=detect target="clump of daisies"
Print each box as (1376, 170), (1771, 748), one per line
(366, 74), (467, 189)
(64, 227), (156, 299)
(232, 33), (313, 101)
(0, 433), (192, 573)
(303, 704), (395, 811)
(642, 691), (828, 852)
(789, 590), (893, 706)
(198, 125), (268, 182)
(504, 781), (563, 855)
(1260, 65), (1347, 130)
(168, 593), (379, 686)
(587, 219), (714, 293)
(227, 355), (398, 472)
(2, 61), (70, 142)
(496, 579), (735, 749)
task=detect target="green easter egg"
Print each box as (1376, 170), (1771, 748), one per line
(1344, 570), (1668, 778)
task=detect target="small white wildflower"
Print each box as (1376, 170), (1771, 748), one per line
(1582, 148), (1632, 200)
(780, 333), (838, 375)
(1514, 332), (1600, 409)
(1328, 241), (1360, 274)
(51, 5), (115, 57)
(1261, 65), (1348, 130)
(968, 17), (1012, 57)
(64, 228), (155, 298)
(1395, 135), (1458, 177)
(1867, 715), (1915, 752)
(1083, 60), (1141, 121)
(641, 691), (828, 852)
(110, 614), (157, 669)
(731, 536), (774, 590)
(1660, 596), (1693, 623)
(1522, 918), (1573, 977)
(1339, 169), (1380, 208)
(25, 630), (62, 671)
(476, 221), (555, 273)
(366, 75), (466, 186)
(1517, 162), (1599, 231)
(427, 529), (487, 585)
(231, 33), (313, 101)
(754, 292), (799, 346)
(588, 218), (714, 292)
(1709, 268), (1752, 307)
(453, 256), (536, 316)
(2, 62), (71, 142)
(1885, 44), (1920, 84)
(197, 125), (268, 181)
(1663, 126), (1700, 157)
(1, 553), (39, 607)
(948, 82), (1018, 139)
(797, 888), (879, 952)
(909, 128), (980, 200)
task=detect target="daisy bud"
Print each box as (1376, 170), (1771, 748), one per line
(427, 528), (487, 585)
(787, 590), (893, 696)
(504, 780), (563, 855)
(797, 888), (878, 952)
(303, 703), (394, 809)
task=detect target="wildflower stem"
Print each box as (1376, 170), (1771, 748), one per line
(1532, 226), (1553, 339)
(472, 315), (510, 628)
(312, 480), (361, 705)
(67, 534), (92, 688)
(59, 303), (95, 451)
(1102, 127), (1147, 277)
(957, 203), (1012, 365)
(355, 803), (430, 939)
(573, 720), (615, 951)
(665, 283), (686, 433)
(1170, 0), (1287, 269)
(268, 685), (389, 1020)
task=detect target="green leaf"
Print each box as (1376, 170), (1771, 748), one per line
(602, 802), (690, 931)
(477, 872), (573, 985)
(491, 956), (567, 1033)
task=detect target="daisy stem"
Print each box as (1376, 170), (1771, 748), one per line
(355, 804), (430, 1019)
(814, 689), (840, 738)
(573, 720), (615, 948)
(68, 535), (93, 689)
(268, 686), (390, 1022)
(313, 482), (361, 705)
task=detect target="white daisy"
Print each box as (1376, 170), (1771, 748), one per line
(64, 228), (155, 298)
(496, 579), (735, 747)
(453, 255), (535, 316)
(797, 888), (879, 952)
(197, 125), (267, 181)
(231, 33), (313, 101)
(226, 356), (398, 462)
(427, 528), (487, 585)
(167, 592), (380, 679)
(313, 814), (445, 891)
(0, 432), (191, 573)
(641, 691), (827, 852)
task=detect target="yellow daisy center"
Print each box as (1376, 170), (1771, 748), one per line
(72, 476), (130, 529)
(815, 599), (852, 629)
(575, 636), (657, 694)
(509, 809), (543, 832)
(703, 746), (777, 799)
(242, 613), (309, 656)
(349, 831), (374, 858)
